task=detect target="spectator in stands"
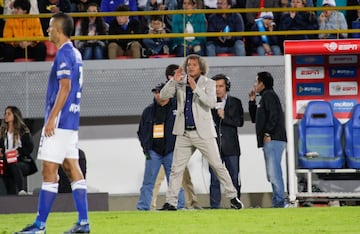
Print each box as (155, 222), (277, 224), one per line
(315, 0), (347, 16)
(351, 9), (360, 38)
(3, 0), (39, 15)
(318, 0), (348, 39)
(206, 0), (245, 56)
(250, 12), (282, 56)
(74, 2), (108, 60)
(0, 106), (35, 195)
(245, 0), (280, 30)
(70, 0), (101, 12)
(2, 0), (46, 62)
(107, 4), (142, 59)
(100, 0), (138, 24)
(145, 0), (177, 31)
(279, 0), (319, 40)
(346, 0), (360, 33)
(142, 15), (170, 56)
(0, 1), (4, 62)
(136, 82), (186, 210)
(171, 0), (207, 57)
(38, 0), (71, 35)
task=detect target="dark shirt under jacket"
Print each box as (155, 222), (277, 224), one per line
(211, 95), (244, 157)
(249, 88), (287, 148)
(137, 98), (177, 156)
(152, 101), (171, 156)
(184, 78), (200, 128)
(184, 86), (195, 127)
(108, 19), (141, 50)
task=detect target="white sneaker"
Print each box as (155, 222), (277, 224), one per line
(18, 190), (28, 195)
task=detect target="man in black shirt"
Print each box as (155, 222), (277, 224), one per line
(136, 83), (185, 210)
(248, 71), (287, 208)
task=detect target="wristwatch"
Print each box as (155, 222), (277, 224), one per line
(264, 133), (271, 137)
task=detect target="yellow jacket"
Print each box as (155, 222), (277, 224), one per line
(3, 17), (44, 46)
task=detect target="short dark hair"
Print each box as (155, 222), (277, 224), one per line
(115, 4), (129, 12)
(13, 0), (31, 13)
(51, 12), (74, 38)
(257, 71), (274, 89)
(150, 15), (163, 22)
(165, 64), (179, 79)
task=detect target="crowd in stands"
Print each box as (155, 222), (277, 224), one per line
(0, 0), (359, 61)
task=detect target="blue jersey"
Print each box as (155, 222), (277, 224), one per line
(45, 41), (83, 130)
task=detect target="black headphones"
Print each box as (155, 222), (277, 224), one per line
(212, 74), (231, 91)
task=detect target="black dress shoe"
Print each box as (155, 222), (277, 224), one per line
(230, 197), (244, 209)
(158, 202), (177, 211)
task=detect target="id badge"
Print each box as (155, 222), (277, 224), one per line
(153, 124), (164, 138)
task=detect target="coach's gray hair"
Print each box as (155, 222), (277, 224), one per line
(183, 54), (209, 76)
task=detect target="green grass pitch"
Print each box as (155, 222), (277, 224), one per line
(1, 207), (360, 234)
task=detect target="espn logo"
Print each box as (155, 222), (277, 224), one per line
(329, 82), (358, 96)
(296, 67), (324, 79)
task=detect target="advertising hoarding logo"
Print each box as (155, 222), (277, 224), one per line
(296, 67), (324, 79)
(330, 100), (358, 113)
(296, 83), (324, 96)
(296, 100), (323, 114)
(324, 42), (358, 52)
(296, 56), (324, 65)
(329, 55), (358, 64)
(329, 82), (358, 96)
(329, 67), (357, 78)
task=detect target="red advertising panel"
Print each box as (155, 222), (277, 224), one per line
(284, 40), (360, 119)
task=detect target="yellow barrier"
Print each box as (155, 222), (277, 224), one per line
(0, 6), (359, 43)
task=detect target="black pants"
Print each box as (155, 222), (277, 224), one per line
(5, 163), (25, 194)
(2, 42), (46, 62)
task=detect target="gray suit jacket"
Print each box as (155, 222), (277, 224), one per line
(160, 75), (217, 139)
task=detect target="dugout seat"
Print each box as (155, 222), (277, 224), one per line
(344, 104), (360, 169)
(298, 101), (344, 169)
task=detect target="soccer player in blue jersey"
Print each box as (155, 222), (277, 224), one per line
(15, 12), (90, 234)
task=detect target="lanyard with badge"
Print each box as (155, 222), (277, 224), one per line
(153, 123), (165, 138)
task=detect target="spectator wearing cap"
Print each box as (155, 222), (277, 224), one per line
(250, 12), (282, 56)
(136, 82), (185, 210)
(318, 0), (348, 39)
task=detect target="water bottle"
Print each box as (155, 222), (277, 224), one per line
(255, 18), (269, 44)
(222, 25), (230, 41)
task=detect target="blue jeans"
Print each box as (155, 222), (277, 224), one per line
(209, 155), (240, 208)
(206, 40), (245, 56)
(137, 150), (185, 210)
(143, 38), (169, 54)
(82, 45), (104, 60)
(263, 140), (286, 208)
(256, 45), (282, 56)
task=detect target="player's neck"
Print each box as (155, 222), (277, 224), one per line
(56, 36), (71, 49)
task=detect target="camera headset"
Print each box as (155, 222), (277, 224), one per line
(211, 74), (231, 92)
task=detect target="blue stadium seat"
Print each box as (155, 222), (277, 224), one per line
(344, 104), (360, 169)
(298, 101), (344, 169)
